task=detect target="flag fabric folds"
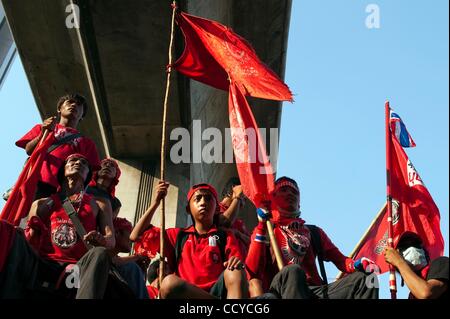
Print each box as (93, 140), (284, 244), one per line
(174, 11), (293, 102)
(353, 112), (443, 273)
(228, 82), (275, 207)
(174, 9), (291, 208)
(0, 133), (55, 226)
(390, 110), (416, 148)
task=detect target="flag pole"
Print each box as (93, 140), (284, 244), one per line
(335, 202), (387, 280)
(385, 100), (397, 299)
(266, 220), (284, 271)
(159, 0), (177, 291)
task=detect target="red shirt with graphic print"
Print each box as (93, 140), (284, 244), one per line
(16, 124), (100, 188)
(139, 224), (244, 292)
(33, 193), (97, 264)
(246, 214), (354, 289)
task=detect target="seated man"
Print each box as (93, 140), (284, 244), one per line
(246, 176), (379, 299)
(109, 217), (149, 299)
(0, 154), (127, 299)
(384, 232), (448, 299)
(130, 182), (248, 299)
(15, 93), (100, 199)
(87, 158), (121, 219)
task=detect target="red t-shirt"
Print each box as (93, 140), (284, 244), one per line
(15, 124), (100, 188)
(147, 285), (159, 299)
(246, 215), (354, 288)
(37, 193), (97, 264)
(133, 226), (161, 259)
(138, 224), (244, 292)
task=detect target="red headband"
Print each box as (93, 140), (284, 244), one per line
(187, 183), (219, 204)
(274, 180), (300, 194)
(89, 158), (121, 197)
(113, 217), (132, 233)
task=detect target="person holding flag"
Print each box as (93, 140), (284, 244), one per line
(384, 232), (448, 299)
(245, 176), (379, 299)
(342, 105), (445, 298)
(14, 93), (100, 199)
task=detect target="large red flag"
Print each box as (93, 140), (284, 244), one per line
(228, 82), (274, 208)
(353, 137), (444, 273)
(174, 11), (293, 102)
(0, 133), (55, 226)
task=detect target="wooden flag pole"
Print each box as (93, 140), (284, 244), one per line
(158, 0), (177, 292)
(335, 202), (387, 280)
(266, 220), (284, 271)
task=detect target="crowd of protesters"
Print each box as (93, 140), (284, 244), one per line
(0, 93), (447, 299)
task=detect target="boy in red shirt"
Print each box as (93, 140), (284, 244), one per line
(15, 93), (100, 199)
(131, 182), (248, 299)
(246, 176), (379, 299)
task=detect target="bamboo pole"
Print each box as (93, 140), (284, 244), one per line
(266, 220), (284, 271)
(335, 202), (387, 280)
(159, 0), (177, 292)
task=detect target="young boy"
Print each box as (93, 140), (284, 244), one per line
(131, 182), (248, 299)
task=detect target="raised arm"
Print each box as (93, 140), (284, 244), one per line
(129, 181), (169, 242)
(219, 185), (244, 228)
(24, 117), (57, 155)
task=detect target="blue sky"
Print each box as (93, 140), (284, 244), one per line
(0, 0), (448, 299)
(277, 0), (448, 298)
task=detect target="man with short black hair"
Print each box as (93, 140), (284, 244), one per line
(15, 93), (100, 199)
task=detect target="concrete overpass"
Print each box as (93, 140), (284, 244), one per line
(0, 1), (16, 89)
(1, 0), (292, 230)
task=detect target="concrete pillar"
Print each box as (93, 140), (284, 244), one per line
(114, 159), (190, 229)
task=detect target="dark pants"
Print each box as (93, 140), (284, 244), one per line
(117, 262), (149, 299)
(0, 231), (134, 299)
(268, 264), (379, 299)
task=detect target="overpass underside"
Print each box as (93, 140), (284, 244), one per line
(1, 0), (291, 229)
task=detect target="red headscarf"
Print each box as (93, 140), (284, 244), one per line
(88, 158), (121, 197)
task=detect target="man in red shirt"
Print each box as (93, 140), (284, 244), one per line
(131, 182), (248, 299)
(15, 93), (100, 199)
(0, 154), (121, 299)
(246, 176), (379, 299)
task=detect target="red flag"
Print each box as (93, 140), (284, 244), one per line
(228, 82), (274, 208)
(0, 133), (55, 226)
(174, 11), (293, 102)
(353, 137), (444, 273)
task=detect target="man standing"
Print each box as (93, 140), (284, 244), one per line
(15, 93), (100, 199)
